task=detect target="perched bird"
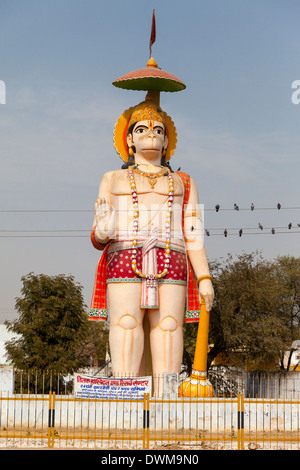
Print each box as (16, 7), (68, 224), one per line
(205, 229), (210, 236)
(277, 203), (281, 210)
(224, 229), (227, 237)
(215, 204), (220, 212)
(288, 223), (292, 229)
(239, 229), (243, 237)
(258, 223), (263, 230)
(234, 203), (239, 211)
(251, 203), (254, 211)
(271, 228), (275, 234)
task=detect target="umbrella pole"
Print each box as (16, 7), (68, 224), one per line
(178, 302), (214, 397)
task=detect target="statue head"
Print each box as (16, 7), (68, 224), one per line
(126, 101), (168, 165)
(114, 98), (177, 167)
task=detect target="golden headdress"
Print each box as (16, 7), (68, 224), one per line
(128, 99), (166, 127)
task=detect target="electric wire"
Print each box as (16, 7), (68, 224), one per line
(0, 206), (300, 213)
(0, 204), (299, 237)
(0, 228), (299, 238)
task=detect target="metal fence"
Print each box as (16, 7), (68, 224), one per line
(4, 367), (300, 398)
(0, 369), (300, 450)
(1, 392), (300, 450)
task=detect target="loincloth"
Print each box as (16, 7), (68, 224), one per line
(106, 241), (187, 285)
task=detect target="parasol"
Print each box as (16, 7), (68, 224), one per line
(112, 56), (186, 94)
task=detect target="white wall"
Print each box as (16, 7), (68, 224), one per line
(0, 324), (18, 365)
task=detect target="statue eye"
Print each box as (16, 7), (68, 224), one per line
(154, 128), (164, 135)
(134, 126), (147, 134)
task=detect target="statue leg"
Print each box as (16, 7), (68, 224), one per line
(107, 283), (145, 376)
(147, 283), (186, 395)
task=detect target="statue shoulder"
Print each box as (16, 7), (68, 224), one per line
(175, 171), (199, 201)
(176, 170), (196, 185)
(175, 170), (191, 186)
(98, 169), (129, 193)
(99, 169), (123, 182)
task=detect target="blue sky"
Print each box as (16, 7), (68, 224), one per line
(0, 0), (299, 321)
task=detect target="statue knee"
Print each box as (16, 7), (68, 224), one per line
(118, 314), (139, 330)
(159, 315), (179, 332)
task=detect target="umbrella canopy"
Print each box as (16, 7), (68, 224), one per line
(112, 57), (186, 93)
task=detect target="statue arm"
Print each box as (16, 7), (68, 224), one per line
(92, 171), (116, 246)
(183, 177), (214, 311)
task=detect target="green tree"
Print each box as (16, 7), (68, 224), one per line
(274, 256), (300, 369)
(78, 320), (110, 369)
(5, 273), (91, 372)
(184, 252), (296, 371)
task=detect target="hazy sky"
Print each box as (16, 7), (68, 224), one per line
(0, 0), (299, 321)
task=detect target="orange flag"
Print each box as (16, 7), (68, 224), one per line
(149, 10), (156, 57)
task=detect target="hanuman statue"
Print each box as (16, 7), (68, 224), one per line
(89, 18), (214, 396)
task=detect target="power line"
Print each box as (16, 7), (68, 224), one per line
(206, 230), (300, 237)
(0, 229), (299, 238)
(208, 207), (300, 212)
(209, 203), (300, 212)
(0, 235), (88, 238)
(0, 204), (300, 213)
(1, 223), (300, 234)
(0, 230), (89, 232)
(207, 225), (300, 231)
(0, 210), (93, 213)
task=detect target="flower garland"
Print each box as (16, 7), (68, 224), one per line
(128, 167), (174, 279)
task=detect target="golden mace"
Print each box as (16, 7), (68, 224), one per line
(178, 300), (214, 398)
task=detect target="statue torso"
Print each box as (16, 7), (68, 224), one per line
(108, 169), (185, 243)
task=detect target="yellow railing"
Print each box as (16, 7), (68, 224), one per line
(49, 391), (148, 449)
(0, 392), (50, 447)
(1, 392), (300, 449)
(242, 395), (300, 450)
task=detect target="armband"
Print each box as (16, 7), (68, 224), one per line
(196, 275), (213, 285)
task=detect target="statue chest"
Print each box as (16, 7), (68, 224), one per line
(110, 171), (184, 198)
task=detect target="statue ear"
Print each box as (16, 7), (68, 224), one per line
(127, 133), (133, 148)
(164, 134), (169, 149)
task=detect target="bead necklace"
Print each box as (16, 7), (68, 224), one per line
(128, 167), (174, 280)
(132, 165), (169, 189)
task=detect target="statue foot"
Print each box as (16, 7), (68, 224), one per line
(178, 370), (214, 398)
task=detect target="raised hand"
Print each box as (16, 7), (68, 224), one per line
(94, 196), (115, 240)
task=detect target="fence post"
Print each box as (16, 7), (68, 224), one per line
(237, 394), (244, 450)
(143, 393), (150, 449)
(48, 391), (52, 448)
(48, 391), (55, 448)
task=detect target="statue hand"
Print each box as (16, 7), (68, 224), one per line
(95, 196), (113, 219)
(199, 279), (214, 312)
(95, 196), (115, 239)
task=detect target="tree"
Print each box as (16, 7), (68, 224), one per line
(274, 256), (300, 369)
(183, 253), (300, 373)
(78, 320), (110, 369)
(5, 273), (91, 372)
(206, 252), (291, 370)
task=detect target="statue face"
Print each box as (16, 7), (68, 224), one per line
(127, 120), (168, 162)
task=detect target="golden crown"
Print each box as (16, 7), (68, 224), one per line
(128, 100), (166, 128)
